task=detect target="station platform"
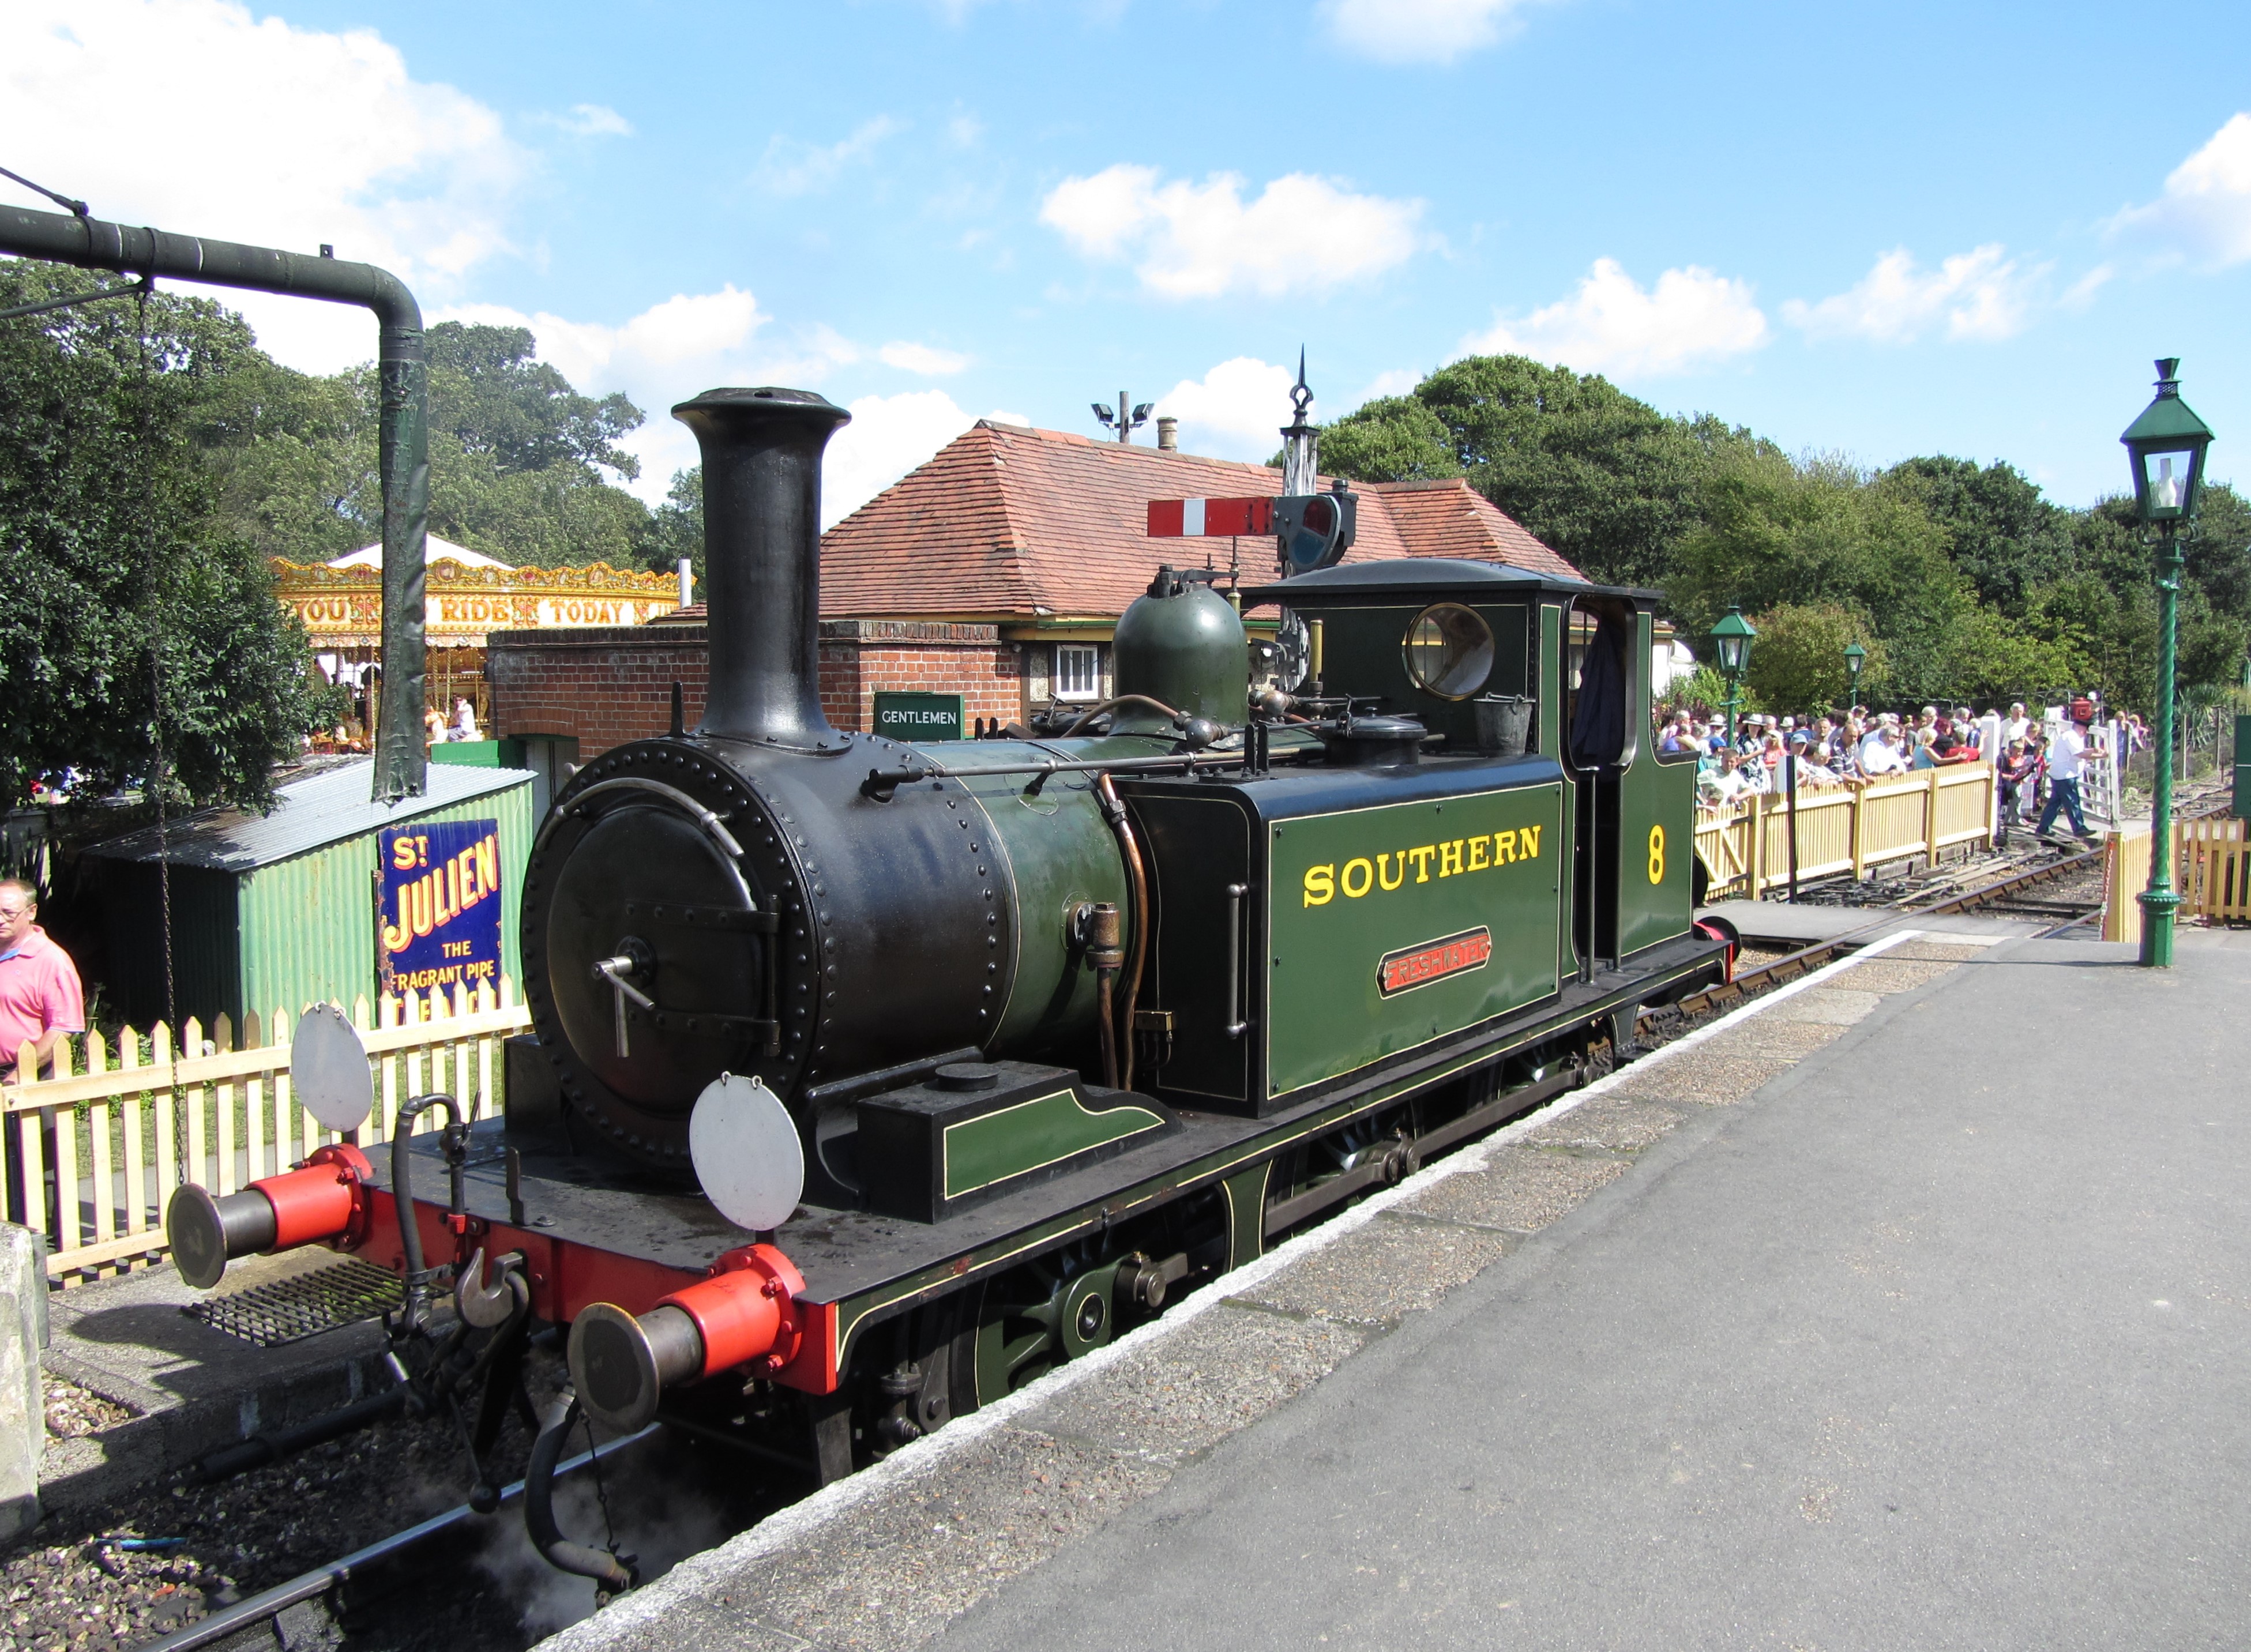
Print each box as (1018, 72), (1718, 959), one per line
(543, 925), (2251, 1652)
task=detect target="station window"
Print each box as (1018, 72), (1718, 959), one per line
(1054, 644), (1102, 701)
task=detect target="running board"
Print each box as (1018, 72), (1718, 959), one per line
(1262, 1065), (1581, 1237)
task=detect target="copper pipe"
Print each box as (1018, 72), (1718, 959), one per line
(1087, 902), (1123, 1090)
(1062, 694), (1184, 737)
(1093, 774), (1151, 1090)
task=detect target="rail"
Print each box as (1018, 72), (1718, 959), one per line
(1694, 765), (1997, 901)
(3, 978), (531, 1284)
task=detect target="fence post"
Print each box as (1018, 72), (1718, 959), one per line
(1747, 792), (1764, 900)
(1922, 769), (1940, 868)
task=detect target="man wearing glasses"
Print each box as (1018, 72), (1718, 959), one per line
(0, 880), (84, 1083)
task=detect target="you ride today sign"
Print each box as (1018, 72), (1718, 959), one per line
(874, 691), (965, 743)
(378, 820), (503, 998)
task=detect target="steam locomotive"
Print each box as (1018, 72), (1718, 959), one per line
(167, 386), (1730, 1582)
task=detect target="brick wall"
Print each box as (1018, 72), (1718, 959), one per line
(488, 620), (1024, 759)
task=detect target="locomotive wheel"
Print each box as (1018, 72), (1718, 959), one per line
(955, 1254), (1126, 1409)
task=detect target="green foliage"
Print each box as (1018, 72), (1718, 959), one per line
(1876, 456), (2076, 612)
(639, 467), (705, 581)
(0, 265), (321, 810)
(426, 322), (642, 481)
(1312, 396), (1462, 484)
(1320, 355), (1763, 588)
(417, 322), (653, 568)
(1740, 602), (1885, 714)
(1662, 661), (1756, 718)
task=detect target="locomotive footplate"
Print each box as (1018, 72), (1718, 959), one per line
(355, 927), (1725, 1392)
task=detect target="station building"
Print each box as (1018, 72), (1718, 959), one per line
(485, 419), (1583, 767)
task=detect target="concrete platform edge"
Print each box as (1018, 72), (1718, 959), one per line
(537, 925), (1939, 1652)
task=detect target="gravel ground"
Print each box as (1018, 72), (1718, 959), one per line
(14, 1360), (564, 1652)
(18, 1348), (802, 1652)
(41, 1382), (134, 1443)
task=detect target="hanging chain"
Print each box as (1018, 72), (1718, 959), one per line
(131, 283), (188, 1171)
(578, 1403), (619, 1556)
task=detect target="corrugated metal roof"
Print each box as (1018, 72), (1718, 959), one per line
(84, 761), (536, 871)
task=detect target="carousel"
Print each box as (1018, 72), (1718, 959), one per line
(272, 539), (683, 747)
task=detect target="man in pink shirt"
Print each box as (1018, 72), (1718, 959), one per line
(0, 879), (84, 1082)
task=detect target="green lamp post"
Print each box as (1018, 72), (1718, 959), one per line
(1712, 605), (1757, 745)
(1843, 640), (1867, 711)
(2120, 356), (2215, 969)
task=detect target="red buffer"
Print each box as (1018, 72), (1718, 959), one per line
(1147, 496), (1275, 538)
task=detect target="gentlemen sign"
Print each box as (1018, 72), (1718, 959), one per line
(874, 691), (965, 743)
(379, 821), (503, 997)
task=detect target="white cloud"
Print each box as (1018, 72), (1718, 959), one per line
(1040, 165), (1423, 298)
(1463, 258), (1769, 377)
(754, 117), (903, 196)
(878, 341), (971, 375)
(1322, 0), (1544, 63)
(1781, 244), (2037, 344)
(2, 0), (526, 372)
(2111, 113), (2251, 266)
(1155, 358), (1299, 460)
(437, 289), (983, 512)
(544, 103), (633, 138)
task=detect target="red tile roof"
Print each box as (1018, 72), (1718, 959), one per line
(819, 423), (1581, 619)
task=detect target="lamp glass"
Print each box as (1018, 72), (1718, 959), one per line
(2140, 447), (2200, 517)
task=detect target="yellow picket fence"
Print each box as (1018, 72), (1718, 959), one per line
(2101, 815), (2248, 942)
(3, 977), (532, 1285)
(2181, 815), (2251, 923)
(1694, 765), (1996, 901)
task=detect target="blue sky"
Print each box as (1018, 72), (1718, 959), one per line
(7, 0), (2250, 526)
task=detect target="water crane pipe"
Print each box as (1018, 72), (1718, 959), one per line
(0, 201), (430, 801)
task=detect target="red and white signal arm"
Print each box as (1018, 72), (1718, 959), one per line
(1147, 497), (1276, 537)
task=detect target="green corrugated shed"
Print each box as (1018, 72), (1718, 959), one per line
(84, 759), (535, 1031)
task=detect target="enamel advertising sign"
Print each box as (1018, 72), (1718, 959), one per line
(378, 820), (502, 998)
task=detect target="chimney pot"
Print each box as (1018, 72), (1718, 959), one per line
(672, 387), (851, 746)
(1156, 416), (1178, 453)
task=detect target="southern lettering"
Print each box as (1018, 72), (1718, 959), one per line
(1301, 825), (1543, 908)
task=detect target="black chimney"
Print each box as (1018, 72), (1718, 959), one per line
(672, 387), (851, 747)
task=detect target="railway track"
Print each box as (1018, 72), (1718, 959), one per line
(1662, 789), (2241, 1026)
(131, 1431), (657, 1652)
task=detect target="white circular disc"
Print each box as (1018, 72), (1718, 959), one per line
(291, 1002), (373, 1133)
(689, 1073), (805, 1233)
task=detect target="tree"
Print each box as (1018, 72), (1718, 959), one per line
(416, 323), (655, 568)
(1313, 396), (1462, 485)
(1877, 456), (2076, 613)
(426, 322), (642, 480)
(1741, 602), (1887, 714)
(638, 467), (705, 581)
(0, 265), (321, 810)
(1318, 355), (1761, 588)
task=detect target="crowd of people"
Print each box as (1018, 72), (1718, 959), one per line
(1659, 699), (2139, 845)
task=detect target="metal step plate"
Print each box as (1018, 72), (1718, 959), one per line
(183, 1256), (403, 1347)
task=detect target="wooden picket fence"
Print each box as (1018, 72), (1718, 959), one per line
(3, 977), (532, 1286)
(1694, 765), (1997, 901)
(2179, 815), (2251, 923)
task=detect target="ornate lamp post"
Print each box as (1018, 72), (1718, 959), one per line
(2120, 357), (2215, 969)
(1711, 605), (1757, 745)
(1843, 640), (1866, 711)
